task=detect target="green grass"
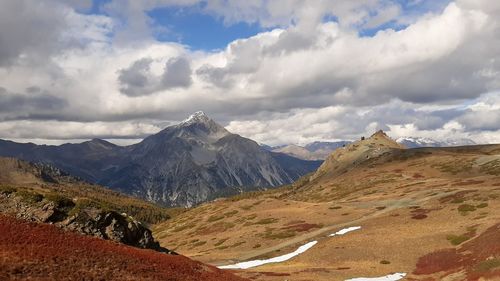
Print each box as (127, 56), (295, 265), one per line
(223, 210), (239, 217)
(451, 198), (465, 204)
(207, 214), (225, 222)
(171, 222), (197, 233)
(264, 230), (296, 239)
(191, 241), (206, 247)
(475, 258), (500, 272)
(214, 238), (229, 247)
(0, 185), (17, 195)
(16, 190), (44, 204)
(476, 203), (488, 208)
(458, 204), (476, 214)
(254, 218), (279, 225)
(446, 234), (471, 246)
(229, 241), (246, 248)
(44, 193), (75, 208)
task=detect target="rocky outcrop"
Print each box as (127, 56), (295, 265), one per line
(0, 192), (175, 254)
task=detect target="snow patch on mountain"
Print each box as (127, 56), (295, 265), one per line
(396, 137), (476, 148)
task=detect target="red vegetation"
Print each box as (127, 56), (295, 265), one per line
(410, 208), (432, 220)
(414, 223), (500, 280)
(0, 215), (247, 281)
(412, 173), (424, 178)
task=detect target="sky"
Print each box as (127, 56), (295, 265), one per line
(0, 0), (499, 146)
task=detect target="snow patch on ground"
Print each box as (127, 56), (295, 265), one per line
(218, 241), (318, 269)
(345, 273), (407, 281)
(329, 226), (362, 237)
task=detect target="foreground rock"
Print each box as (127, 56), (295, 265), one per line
(0, 192), (174, 253)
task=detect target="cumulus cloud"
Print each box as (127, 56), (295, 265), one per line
(0, 87), (68, 121)
(226, 95), (499, 146)
(118, 58), (156, 96)
(118, 56), (192, 96)
(0, 0), (499, 144)
(162, 57), (193, 88)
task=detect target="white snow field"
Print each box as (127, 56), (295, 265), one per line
(329, 226), (362, 236)
(345, 273), (407, 281)
(218, 241), (318, 269)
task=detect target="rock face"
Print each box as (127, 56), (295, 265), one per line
(0, 192), (173, 253)
(63, 211), (170, 252)
(0, 112), (321, 207)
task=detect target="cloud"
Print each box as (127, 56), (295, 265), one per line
(226, 95), (500, 146)
(0, 1), (65, 66)
(162, 57), (193, 88)
(118, 58), (156, 96)
(118, 56), (192, 96)
(0, 119), (161, 141)
(0, 0), (499, 145)
(0, 87), (68, 121)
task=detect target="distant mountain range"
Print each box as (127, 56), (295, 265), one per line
(0, 112), (321, 207)
(269, 141), (351, 160)
(262, 137), (478, 160)
(396, 137), (476, 148)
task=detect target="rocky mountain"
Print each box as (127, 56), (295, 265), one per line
(396, 137), (476, 148)
(272, 144), (323, 160)
(311, 130), (405, 180)
(0, 112), (321, 207)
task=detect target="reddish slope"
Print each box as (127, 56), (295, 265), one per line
(0, 215), (247, 281)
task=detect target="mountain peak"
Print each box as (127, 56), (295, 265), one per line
(370, 130), (388, 138)
(180, 111), (210, 125)
(173, 111), (230, 140)
(86, 138), (117, 148)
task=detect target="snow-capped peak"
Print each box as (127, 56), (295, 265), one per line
(396, 136), (476, 148)
(180, 111), (210, 125)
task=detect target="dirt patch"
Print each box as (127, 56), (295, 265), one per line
(439, 190), (477, 204)
(259, 272), (291, 276)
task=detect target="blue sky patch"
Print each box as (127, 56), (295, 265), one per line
(147, 5), (264, 51)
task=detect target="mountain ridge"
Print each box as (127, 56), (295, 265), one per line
(0, 112), (321, 207)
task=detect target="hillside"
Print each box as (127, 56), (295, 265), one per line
(152, 132), (500, 281)
(0, 112), (321, 207)
(0, 157), (179, 225)
(0, 214), (246, 281)
(0, 157), (248, 280)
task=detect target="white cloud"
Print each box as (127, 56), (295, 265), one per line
(0, 1), (499, 145)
